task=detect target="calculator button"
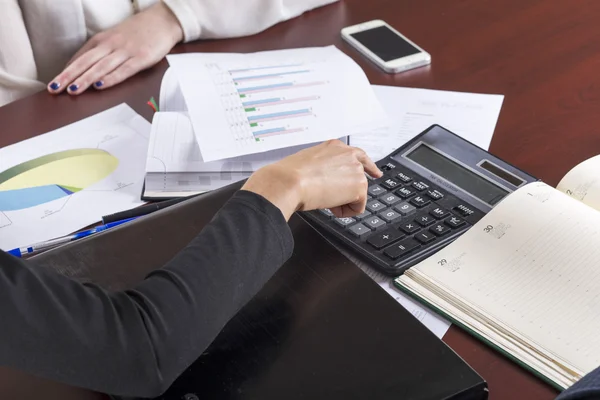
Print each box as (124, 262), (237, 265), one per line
(416, 214), (435, 227)
(354, 210), (372, 221)
(427, 189), (444, 200)
(412, 181), (430, 191)
(396, 172), (413, 183)
(395, 186), (417, 199)
(399, 221), (420, 234)
(379, 209), (402, 222)
(380, 162), (396, 171)
(318, 209), (334, 219)
(365, 216), (387, 231)
(453, 204), (475, 217)
(445, 215), (466, 228)
(366, 200), (387, 213)
(334, 217), (356, 228)
(348, 223), (371, 237)
(394, 202), (417, 216)
(367, 195), (372, 200)
(383, 238), (420, 259)
(430, 223), (451, 236)
(379, 193), (402, 206)
(367, 228), (404, 249)
(410, 196), (431, 208)
(429, 207), (450, 219)
(381, 178), (401, 190)
(415, 231), (436, 244)
(368, 185), (387, 197)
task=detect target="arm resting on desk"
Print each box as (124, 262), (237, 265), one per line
(0, 190), (293, 398)
(162, 0), (339, 42)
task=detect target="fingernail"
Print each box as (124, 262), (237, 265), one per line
(68, 84), (79, 92)
(94, 81), (104, 88)
(49, 82), (60, 91)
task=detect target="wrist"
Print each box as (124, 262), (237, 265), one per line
(152, 2), (184, 45)
(241, 165), (303, 221)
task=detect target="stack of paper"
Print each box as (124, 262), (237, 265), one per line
(143, 46), (389, 199)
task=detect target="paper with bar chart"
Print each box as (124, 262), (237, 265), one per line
(0, 104), (150, 251)
(167, 46), (388, 161)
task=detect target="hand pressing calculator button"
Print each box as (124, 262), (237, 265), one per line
(302, 124), (537, 275)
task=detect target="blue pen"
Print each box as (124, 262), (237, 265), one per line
(7, 217), (138, 258)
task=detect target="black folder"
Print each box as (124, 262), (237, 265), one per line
(32, 183), (488, 400)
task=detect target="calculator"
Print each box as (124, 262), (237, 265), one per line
(302, 125), (538, 275)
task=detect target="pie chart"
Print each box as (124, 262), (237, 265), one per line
(0, 149), (119, 211)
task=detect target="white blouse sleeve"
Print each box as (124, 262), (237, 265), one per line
(161, 0), (339, 42)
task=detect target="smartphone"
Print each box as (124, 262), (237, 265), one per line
(341, 20), (431, 74)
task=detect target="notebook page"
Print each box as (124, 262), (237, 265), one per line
(159, 68), (188, 112)
(557, 155), (600, 212)
(403, 182), (600, 374)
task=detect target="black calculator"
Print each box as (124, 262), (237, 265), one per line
(302, 125), (538, 276)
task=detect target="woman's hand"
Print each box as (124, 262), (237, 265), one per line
(242, 140), (382, 221)
(47, 3), (183, 95)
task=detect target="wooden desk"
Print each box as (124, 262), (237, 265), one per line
(2, 0), (600, 398)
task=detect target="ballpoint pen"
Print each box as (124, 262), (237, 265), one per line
(7, 217), (138, 258)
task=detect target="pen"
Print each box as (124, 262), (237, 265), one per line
(7, 217), (138, 258)
(101, 195), (197, 224)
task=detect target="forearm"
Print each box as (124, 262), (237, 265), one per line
(162, 0), (339, 42)
(0, 190), (292, 398)
(556, 367), (600, 399)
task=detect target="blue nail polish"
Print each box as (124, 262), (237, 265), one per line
(69, 84), (79, 92)
(49, 82), (60, 91)
(94, 81), (104, 88)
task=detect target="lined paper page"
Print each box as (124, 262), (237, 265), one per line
(557, 155), (600, 212)
(406, 182), (600, 373)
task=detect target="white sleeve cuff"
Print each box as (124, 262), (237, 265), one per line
(162, 0), (201, 42)
(133, 0), (159, 11)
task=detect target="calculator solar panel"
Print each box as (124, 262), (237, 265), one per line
(302, 125), (538, 276)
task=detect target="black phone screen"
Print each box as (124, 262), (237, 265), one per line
(350, 25), (421, 62)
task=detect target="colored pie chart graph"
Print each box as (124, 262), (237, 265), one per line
(0, 149), (119, 212)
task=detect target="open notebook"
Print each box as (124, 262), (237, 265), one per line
(143, 69), (346, 200)
(394, 155), (600, 390)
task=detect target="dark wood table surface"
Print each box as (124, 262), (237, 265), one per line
(3, 0), (600, 399)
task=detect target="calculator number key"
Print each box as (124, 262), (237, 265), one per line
(430, 207), (450, 219)
(445, 215), (466, 228)
(395, 186), (417, 199)
(412, 181), (430, 191)
(368, 185), (387, 197)
(383, 238), (420, 259)
(430, 223), (451, 236)
(348, 223), (371, 237)
(334, 217), (356, 227)
(354, 210), (372, 221)
(380, 194), (402, 206)
(394, 202), (416, 216)
(415, 231), (436, 244)
(396, 172), (413, 183)
(381, 178), (401, 190)
(367, 228), (404, 249)
(379, 209), (402, 222)
(365, 217), (387, 231)
(366, 200), (387, 213)
(410, 196), (431, 208)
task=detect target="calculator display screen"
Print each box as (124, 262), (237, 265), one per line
(404, 144), (509, 206)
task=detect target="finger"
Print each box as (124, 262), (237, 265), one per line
(353, 147), (382, 178)
(47, 46), (111, 94)
(94, 58), (145, 90)
(66, 38), (98, 67)
(67, 52), (130, 95)
(330, 201), (365, 218)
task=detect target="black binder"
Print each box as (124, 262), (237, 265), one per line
(32, 182), (488, 400)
